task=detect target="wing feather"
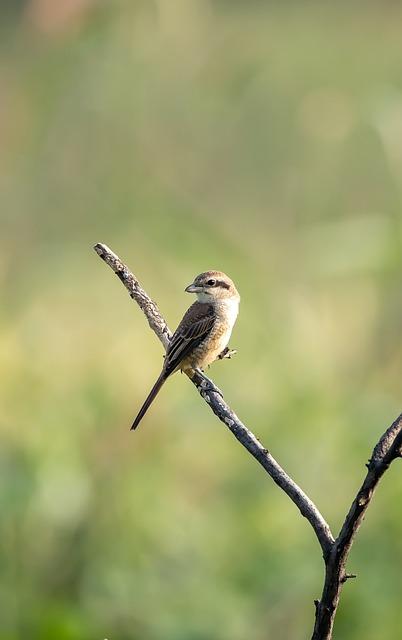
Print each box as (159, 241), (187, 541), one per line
(164, 302), (215, 375)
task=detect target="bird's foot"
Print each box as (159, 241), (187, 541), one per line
(194, 369), (224, 398)
(218, 346), (237, 360)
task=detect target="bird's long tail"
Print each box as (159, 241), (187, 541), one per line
(131, 371), (167, 430)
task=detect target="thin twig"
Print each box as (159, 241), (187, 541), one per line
(93, 242), (334, 555)
(94, 243), (171, 349)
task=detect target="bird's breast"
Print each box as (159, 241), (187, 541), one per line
(183, 298), (239, 371)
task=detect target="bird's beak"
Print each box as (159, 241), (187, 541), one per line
(185, 283), (200, 293)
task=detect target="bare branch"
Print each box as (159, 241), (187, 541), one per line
(94, 242), (402, 640)
(312, 414), (402, 639)
(93, 243), (334, 555)
(94, 243), (171, 349)
(192, 369), (335, 556)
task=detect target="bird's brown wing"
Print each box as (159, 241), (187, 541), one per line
(164, 302), (215, 376)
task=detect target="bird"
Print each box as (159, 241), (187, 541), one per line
(131, 270), (240, 430)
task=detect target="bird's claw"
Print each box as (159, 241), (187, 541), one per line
(201, 380), (224, 398)
(194, 369), (224, 398)
(218, 346), (237, 360)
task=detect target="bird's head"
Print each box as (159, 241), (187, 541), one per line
(185, 271), (240, 304)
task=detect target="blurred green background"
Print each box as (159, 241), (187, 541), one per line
(1, 1), (402, 639)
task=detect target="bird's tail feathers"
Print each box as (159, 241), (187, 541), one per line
(131, 372), (167, 431)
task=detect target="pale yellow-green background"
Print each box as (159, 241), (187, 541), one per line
(1, 1), (402, 639)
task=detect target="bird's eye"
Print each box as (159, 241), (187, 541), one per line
(206, 279), (216, 286)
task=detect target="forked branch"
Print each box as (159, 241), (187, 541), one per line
(94, 242), (402, 640)
(312, 414), (402, 638)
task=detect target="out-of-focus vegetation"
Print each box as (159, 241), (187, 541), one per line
(1, 1), (402, 638)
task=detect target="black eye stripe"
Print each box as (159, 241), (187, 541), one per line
(204, 279), (230, 289)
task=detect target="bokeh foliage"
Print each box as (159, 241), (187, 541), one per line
(1, 1), (402, 638)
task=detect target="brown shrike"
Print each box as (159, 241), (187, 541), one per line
(131, 271), (240, 430)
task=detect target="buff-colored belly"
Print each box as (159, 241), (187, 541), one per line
(181, 323), (233, 372)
